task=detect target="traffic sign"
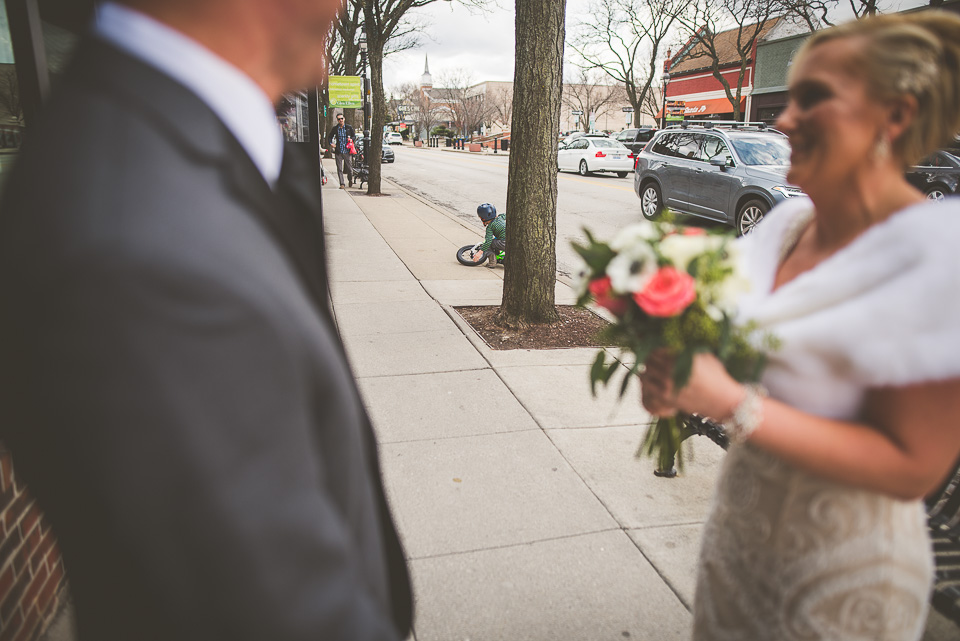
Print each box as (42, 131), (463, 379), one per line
(571, 110), (584, 116)
(622, 106), (634, 112)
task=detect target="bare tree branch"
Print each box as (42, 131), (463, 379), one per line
(562, 69), (625, 132)
(673, 0), (781, 121)
(345, 0), (491, 194)
(570, 0), (684, 128)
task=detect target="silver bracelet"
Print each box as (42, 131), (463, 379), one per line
(724, 384), (768, 445)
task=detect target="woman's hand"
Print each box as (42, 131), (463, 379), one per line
(639, 350), (745, 421)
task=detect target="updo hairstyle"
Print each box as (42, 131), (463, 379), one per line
(795, 11), (960, 166)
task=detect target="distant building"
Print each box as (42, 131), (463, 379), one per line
(662, 17), (789, 122)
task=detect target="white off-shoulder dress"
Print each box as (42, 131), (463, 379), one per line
(692, 197), (960, 641)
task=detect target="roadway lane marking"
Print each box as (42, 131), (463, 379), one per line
(404, 149), (637, 193)
(558, 173), (637, 192)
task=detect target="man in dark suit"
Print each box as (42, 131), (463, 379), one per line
(0, 1), (412, 639)
(328, 113), (357, 189)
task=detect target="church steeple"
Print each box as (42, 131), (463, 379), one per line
(420, 54), (433, 89)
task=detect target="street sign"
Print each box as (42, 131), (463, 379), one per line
(666, 99), (686, 122)
(328, 76), (363, 109)
(622, 106), (634, 112)
(571, 110), (584, 116)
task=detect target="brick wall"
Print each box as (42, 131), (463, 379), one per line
(0, 444), (69, 641)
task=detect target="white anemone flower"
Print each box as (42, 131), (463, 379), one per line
(609, 223), (658, 252)
(606, 242), (658, 294)
(658, 234), (726, 272)
(712, 251), (752, 313)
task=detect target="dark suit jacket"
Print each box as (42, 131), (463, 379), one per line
(0, 36), (412, 641)
(328, 124), (356, 153)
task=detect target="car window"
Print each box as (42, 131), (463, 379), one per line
(918, 152), (960, 168)
(592, 139), (622, 149)
(636, 130), (655, 143)
(574, 139), (588, 150)
(729, 135), (791, 166)
(650, 133), (675, 157)
(701, 135), (733, 165)
(673, 133), (701, 160)
(617, 129), (637, 142)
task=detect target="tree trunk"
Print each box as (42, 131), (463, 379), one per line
(499, 0), (566, 328)
(366, 42), (386, 194)
(362, 4), (385, 195)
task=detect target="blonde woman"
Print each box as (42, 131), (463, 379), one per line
(640, 12), (960, 640)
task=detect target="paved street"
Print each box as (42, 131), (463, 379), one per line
(380, 144), (644, 280)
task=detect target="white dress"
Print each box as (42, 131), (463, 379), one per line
(692, 197), (960, 641)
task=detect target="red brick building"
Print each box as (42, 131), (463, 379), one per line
(661, 18), (783, 121)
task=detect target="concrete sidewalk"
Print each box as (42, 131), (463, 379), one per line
(322, 166), (723, 641)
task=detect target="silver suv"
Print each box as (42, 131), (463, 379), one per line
(633, 122), (804, 235)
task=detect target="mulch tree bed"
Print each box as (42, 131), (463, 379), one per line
(454, 305), (612, 351)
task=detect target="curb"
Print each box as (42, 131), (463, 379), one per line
(380, 176), (577, 293)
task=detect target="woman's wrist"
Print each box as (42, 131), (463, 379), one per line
(722, 383), (768, 444)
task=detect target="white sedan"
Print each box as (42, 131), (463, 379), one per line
(558, 137), (634, 177)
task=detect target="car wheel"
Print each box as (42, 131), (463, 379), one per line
(616, 172), (628, 178)
(640, 182), (662, 220)
(736, 198), (769, 236)
(579, 159), (591, 176)
(925, 185), (948, 201)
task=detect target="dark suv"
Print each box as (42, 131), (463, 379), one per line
(633, 122), (804, 235)
(615, 127), (657, 155)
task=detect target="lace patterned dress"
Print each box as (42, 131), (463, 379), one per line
(692, 197), (960, 641)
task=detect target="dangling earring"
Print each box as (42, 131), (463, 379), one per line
(873, 134), (890, 162)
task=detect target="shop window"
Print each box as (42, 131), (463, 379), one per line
(0, 0), (22, 190)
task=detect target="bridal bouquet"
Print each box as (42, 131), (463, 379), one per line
(572, 220), (777, 474)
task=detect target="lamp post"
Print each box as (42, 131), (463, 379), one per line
(359, 33), (370, 168)
(661, 71), (670, 130)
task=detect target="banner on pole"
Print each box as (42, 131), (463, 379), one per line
(328, 76), (363, 109)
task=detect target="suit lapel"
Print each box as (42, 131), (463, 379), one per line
(73, 38), (332, 320)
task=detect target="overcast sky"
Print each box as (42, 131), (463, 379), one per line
(382, 0), (596, 93)
(380, 0), (926, 96)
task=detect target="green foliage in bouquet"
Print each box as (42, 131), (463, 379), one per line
(572, 217), (779, 473)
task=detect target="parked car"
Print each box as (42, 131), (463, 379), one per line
(558, 137), (633, 177)
(906, 150), (959, 201)
(634, 122), (804, 235)
(356, 138), (395, 163)
(560, 131), (609, 149)
(614, 127), (657, 155)
(384, 132), (404, 145)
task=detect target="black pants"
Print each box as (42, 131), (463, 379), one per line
(490, 239), (506, 252)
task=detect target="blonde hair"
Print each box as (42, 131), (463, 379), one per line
(794, 11), (960, 165)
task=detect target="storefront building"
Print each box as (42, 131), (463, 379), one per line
(749, 31), (810, 124)
(661, 18), (782, 123)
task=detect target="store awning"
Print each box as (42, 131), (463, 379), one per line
(656, 96), (746, 118)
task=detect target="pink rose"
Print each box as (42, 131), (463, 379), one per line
(633, 267), (696, 317)
(588, 276), (628, 316)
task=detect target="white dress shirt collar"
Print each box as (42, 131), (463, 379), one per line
(93, 2), (283, 187)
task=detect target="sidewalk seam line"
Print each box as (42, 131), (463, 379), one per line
(405, 527), (621, 562)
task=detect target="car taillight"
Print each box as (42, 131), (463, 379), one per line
(596, 151), (606, 158)
(627, 153), (635, 159)
(634, 157), (640, 169)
